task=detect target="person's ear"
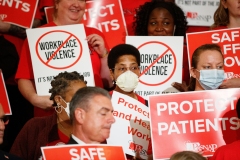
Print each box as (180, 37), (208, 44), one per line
(74, 108), (85, 124)
(221, 0), (228, 9)
(54, 95), (61, 105)
(109, 69), (115, 82)
(190, 67), (197, 79)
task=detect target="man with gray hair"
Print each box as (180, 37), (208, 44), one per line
(68, 87), (115, 144)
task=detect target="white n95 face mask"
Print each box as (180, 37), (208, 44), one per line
(197, 69), (225, 90)
(116, 70), (139, 92)
(60, 97), (70, 117)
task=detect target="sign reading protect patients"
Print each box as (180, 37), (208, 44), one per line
(126, 36), (183, 99)
(149, 88), (240, 159)
(27, 24), (94, 95)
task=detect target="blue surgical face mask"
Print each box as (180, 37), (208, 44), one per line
(196, 69), (225, 90)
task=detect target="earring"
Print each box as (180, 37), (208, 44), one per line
(55, 103), (63, 114)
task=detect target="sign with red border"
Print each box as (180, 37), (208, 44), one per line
(0, 0), (39, 28)
(26, 24), (95, 95)
(41, 144), (126, 160)
(149, 88), (240, 159)
(0, 70), (11, 115)
(126, 36), (183, 99)
(44, 0), (127, 49)
(187, 28), (240, 79)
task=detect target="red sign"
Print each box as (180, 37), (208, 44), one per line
(187, 28), (240, 79)
(0, 0), (39, 28)
(0, 70), (11, 115)
(44, 0), (127, 49)
(41, 145), (126, 160)
(149, 89), (240, 159)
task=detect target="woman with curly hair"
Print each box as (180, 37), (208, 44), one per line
(133, 0), (189, 91)
(10, 71), (87, 160)
(133, 0), (187, 36)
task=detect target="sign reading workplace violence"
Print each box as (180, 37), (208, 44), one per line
(41, 144), (126, 160)
(187, 28), (240, 79)
(0, 0), (39, 28)
(26, 24), (94, 95)
(175, 0), (218, 26)
(107, 91), (150, 159)
(149, 88), (240, 159)
(44, 0), (127, 49)
(126, 36), (183, 99)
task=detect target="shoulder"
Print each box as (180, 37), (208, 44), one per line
(212, 140), (240, 158)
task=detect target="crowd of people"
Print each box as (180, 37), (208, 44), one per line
(0, 0), (240, 159)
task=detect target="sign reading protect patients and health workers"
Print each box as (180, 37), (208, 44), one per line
(126, 36), (183, 99)
(41, 144), (126, 160)
(26, 24), (94, 96)
(149, 88), (240, 160)
(107, 91), (150, 159)
(0, 0), (39, 28)
(175, 0), (218, 26)
(187, 28), (240, 79)
(0, 70), (11, 115)
(44, 0), (127, 49)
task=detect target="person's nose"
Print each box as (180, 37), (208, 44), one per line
(155, 23), (163, 32)
(109, 113), (116, 124)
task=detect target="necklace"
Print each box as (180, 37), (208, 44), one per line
(57, 116), (72, 136)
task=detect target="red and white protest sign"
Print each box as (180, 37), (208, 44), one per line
(44, 0), (127, 49)
(0, 0), (39, 28)
(175, 0), (218, 26)
(41, 144), (126, 160)
(187, 28), (240, 79)
(126, 36), (183, 99)
(149, 88), (240, 159)
(26, 24), (94, 95)
(108, 91), (150, 159)
(0, 70), (11, 115)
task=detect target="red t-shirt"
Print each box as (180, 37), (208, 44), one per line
(16, 22), (109, 117)
(210, 140), (240, 160)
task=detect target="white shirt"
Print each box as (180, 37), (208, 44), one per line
(71, 134), (86, 145)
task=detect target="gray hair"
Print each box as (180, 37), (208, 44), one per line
(69, 87), (111, 123)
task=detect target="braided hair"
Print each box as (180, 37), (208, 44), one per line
(49, 71), (86, 105)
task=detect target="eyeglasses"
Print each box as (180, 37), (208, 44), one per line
(0, 116), (9, 124)
(112, 66), (140, 73)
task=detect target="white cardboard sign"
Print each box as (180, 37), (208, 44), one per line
(26, 24), (94, 95)
(107, 91), (150, 159)
(126, 36), (183, 99)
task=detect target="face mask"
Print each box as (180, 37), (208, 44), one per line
(116, 70), (139, 92)
(56, 97), (70, 117)
(196, 69), (225, 90)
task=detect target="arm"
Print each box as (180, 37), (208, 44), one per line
(219, 78), (240, 89)
(0, 19), (26, 39)
(86, 34), (113, 89)
(18, 79), (53, 109)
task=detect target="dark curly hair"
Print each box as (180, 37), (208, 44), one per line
(133, 0), (187, 36)
(49, 71), (86, 105)
(107, 44), (140, 70)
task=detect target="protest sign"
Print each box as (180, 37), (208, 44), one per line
(107, 91), (150, 159)
(187, 28), (240, 79)
(26, 24), (94, 95)
(41, 144), (126, 160)
(0, 0), (39, 28)
(0, 70), (11, 115)
(44, 0), (127, 49)
(175, 0), (218, 26)
(126, 36), (183, 99)
(149, 88), (240, 159)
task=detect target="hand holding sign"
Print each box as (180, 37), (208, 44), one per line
(219, 78), (240, 89)
(86, 34), (108, 58)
